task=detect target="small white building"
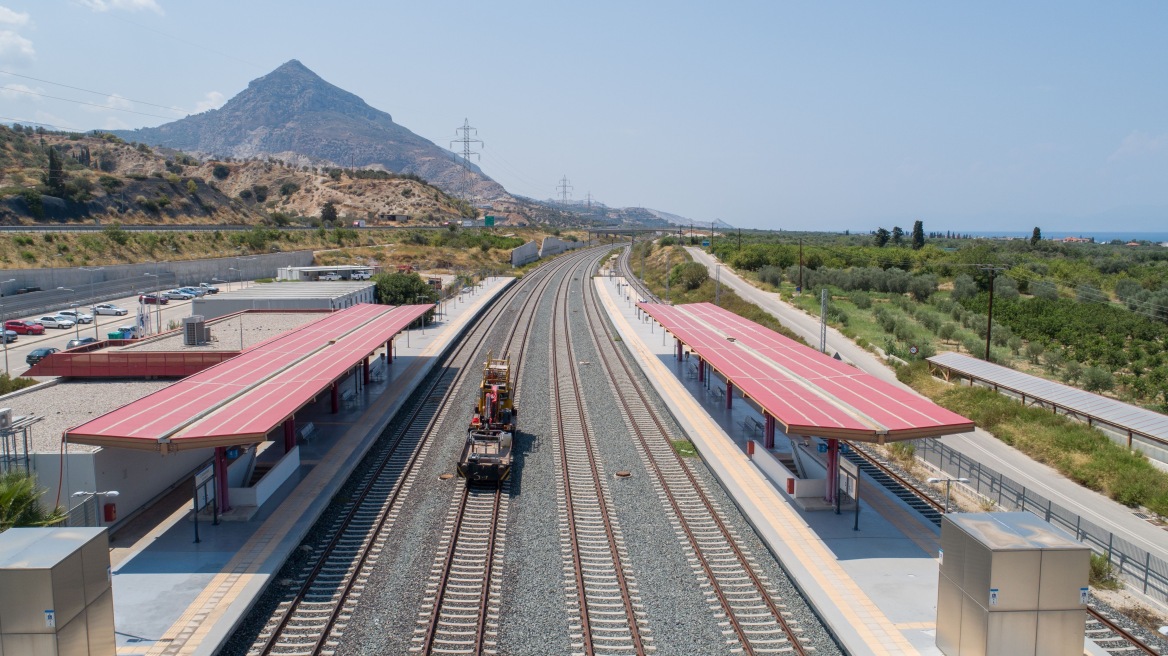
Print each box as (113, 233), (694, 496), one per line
(192, 282), (376, 319)
(276, 265), (378, 282)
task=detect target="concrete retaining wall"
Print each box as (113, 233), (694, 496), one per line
(510, 240), (539, 267)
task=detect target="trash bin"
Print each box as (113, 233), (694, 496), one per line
(108, 331), (124, 339)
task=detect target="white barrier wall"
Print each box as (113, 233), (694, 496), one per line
(510, 240), (539, 267)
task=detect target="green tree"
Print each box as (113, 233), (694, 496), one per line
(0, 471), (67, 531)
(46, 147), (66, 196)
(186, 179), (198, 194)
(373, 272), (438, 309)
(891, 226), (904, 246)
(1030, 226), (1042, 246)
(320, 201), (338, 224)
(669, 261), (710, 290)
(952, 274), (978, 301)
(938, 322), (956, 343)
(874, 227), (891, 248)
(211, 164), (230, 180)
(1082, 366), (1114, 393)
(911, 220), (925, 250)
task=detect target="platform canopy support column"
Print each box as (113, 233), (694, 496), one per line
(726, 380), (734, 409)
(331, 382), (339, 414)
(764, 412), (775, 450)
(387, 339), (393, 363)
(215, 446), (231, 513)
(697, 356), (704, 382)
(676, 338), (683, 361)
(825, 438), (839, 506)
(363, 356), (370, 384)
(283, 417), (295, 452)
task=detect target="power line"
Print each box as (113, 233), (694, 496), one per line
(0, 116), (82, 131)
(0, 86), (177, 120)
(0, 70), (188, 114)
(450, 118), (483, 168)
(557, 175), (573, 204)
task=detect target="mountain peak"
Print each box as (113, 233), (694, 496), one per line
(110, 61), (507, 200)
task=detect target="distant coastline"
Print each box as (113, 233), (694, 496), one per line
(960, 230), (1168, 243)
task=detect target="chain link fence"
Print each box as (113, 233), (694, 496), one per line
(914, 438), (1168, 603)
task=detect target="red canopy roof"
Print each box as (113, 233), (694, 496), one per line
(66, 304), (430, 451)
(639, 302), (973, 442)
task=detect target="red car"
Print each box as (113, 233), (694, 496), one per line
(5, 319), (44, 335)
(139, 294), (169, 305)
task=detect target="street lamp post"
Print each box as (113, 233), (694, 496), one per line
(144, 273), (160, 335)
(70, 303), (80, 340)
(71, 489), (119, 526)
(927, 476), (970, 513)
(80, 266), (104, 339)
(0, 278), (15, 374)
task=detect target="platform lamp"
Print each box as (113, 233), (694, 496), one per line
(69, 303), (80, 340)
(80, 266), (104, 339)
(927, 476), (969, 513)
(0, 278), (15, 373)
(71, 490), (119, 526)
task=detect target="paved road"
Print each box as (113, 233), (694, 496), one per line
(686, 247), (1168, 603)
(2, 280), (250, 378)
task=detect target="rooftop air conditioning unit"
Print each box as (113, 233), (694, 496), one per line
(0, 408), (12, 430)
(183, 315), (207, 346)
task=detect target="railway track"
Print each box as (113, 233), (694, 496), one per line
(552, 258), (652, 655)
(248, 248), (596, 655)
(582, 257), (808, 655)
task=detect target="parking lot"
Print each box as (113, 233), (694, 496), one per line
(2, 280), (249, 378)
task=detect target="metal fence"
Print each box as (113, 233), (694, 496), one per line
(915, 437), (1168, 603)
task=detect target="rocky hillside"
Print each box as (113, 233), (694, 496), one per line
(112, 60), (508, 202)
(0, 125), (478, 225)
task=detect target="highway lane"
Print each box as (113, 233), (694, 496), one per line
(2, 280), (250, 378)
(684, 246), (1168, 588)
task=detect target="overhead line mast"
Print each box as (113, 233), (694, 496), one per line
(557, 176), (573, 205)
(451, 118), (484, 167)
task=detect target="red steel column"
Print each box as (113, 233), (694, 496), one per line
(697, 356), (704, 382)
(676, 338), (683, 361)
(825, 438), (839, 505)
(387, 339), (393, 363)
(764, 412), (775, 450)
(331, 381), (339, 413)
(363, 356), (370, 384)
(284, 417), (295, 452)
(726, 381), (734, 409)
(215, 446), (231, 513)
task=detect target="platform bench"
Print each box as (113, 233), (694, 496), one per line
(341, 389), (357, 409)
(742, 416), (764, 434)
(297, 422), (316, 444)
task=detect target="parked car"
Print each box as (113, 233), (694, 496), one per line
(198, 283), (220, 294)
(4, 319), (43, 335)
(93, 303), (128, 316)
(37, 315), (75, 329)
(139, 294), (169, 305)
(319, 272), (341, 281)
(177, 287), (206, 297)
(351, 271), (372, 280)
(66, 337), (98, 350)
(1, 330), (16, 344)
(26, 347), (58, 365)
(57, 309), (94, 324)
(163, 290), (193, 301)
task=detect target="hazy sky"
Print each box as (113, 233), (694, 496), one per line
(2, 1), (1166, 232)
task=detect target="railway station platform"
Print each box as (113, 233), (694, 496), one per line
(106, 277), (514, 656)
(595, 275), (949, 656)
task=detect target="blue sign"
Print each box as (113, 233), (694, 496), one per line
(817, 443), (827, 453)
(702, 240), (710, 247)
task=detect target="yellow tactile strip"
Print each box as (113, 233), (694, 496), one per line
(598, 278), (923, 656)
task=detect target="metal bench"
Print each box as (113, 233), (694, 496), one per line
(711, 386), (726, 403)
(297, 422), (316, 444)
(742, 416), (764, 434)
(686, 362), (698, 379)
(341, 389), (357, 409)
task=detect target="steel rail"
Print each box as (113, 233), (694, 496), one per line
(581, 261), (807, 656)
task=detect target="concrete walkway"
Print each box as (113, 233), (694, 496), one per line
(109, 278), (513, 656)
(684, 246), (1168, 607)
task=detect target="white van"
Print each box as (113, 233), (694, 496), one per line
(320, 272), (341, 281)
(351, 271), (372, 280)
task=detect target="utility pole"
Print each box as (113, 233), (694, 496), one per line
(980, 265), (1008, 361)
(798, 239), (804, 294)
(557, 176), (573, 205)
(820, 289), (829, 353)
(450, 119), (483, 167)
(585, 191), (593, 209)
(738, 228), (742, 250)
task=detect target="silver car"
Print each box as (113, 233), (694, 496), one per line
(37, 315), (76, 329)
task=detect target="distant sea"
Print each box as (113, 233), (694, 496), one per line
(963, 230), (1168, 243)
